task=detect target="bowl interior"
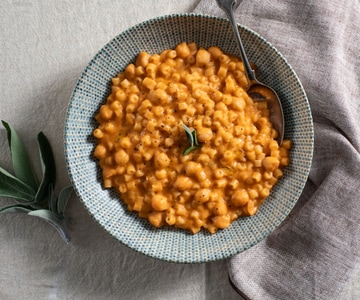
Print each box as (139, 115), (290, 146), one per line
(64, 14), (313, 263)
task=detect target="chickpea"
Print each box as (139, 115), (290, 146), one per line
(151, 194), (170, 211)
(155, 169), (167, 179)
(148, 211), (164, 227)
(194, 189), (211, 204)
(124, 63), (136, 80)
(196, 127), (213, 142)
(213, 201), (228, 216)
(262, 157), (280, 171)
(149, 88), (169, 105)
(114, 149), (129, 165)
(184, 161), (202, 176)
(196, 49), (211, 66)
(94, 144), (107, 159)
(175, 42), (191, 59)
(104, 122), (116, 133)
(154, 151), (170, 168)
(93, 128), (104, 139)
(136, 51), (150, 67)
(231, 190), (249, 206)
(213, 214), (231, 229)
(174, 176), (193, 191)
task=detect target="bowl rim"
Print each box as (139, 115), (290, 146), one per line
(64, 13), (314, 263)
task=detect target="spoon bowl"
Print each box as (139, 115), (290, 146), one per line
(216, 0), (285, 144)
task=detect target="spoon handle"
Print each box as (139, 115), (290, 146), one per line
(216, 0), (257, 83)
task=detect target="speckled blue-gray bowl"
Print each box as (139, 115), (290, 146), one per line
(64, 14), (313, 263)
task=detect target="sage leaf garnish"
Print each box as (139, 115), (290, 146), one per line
(0, 166), (36, 202)
(57, 185), (73, 218)
(0, 204), (34, 214)
(183, 145), (201, 156)
(2, 121), (38, 191)
(182, 124), (201, 155)
(0, 121), (73, 243)
(183, 124), (195, 146)
(35, 132), (56, 205)
(192, 129), (199, 146)
(28, 209), (70, 244)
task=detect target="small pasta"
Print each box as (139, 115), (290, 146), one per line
(93, 43), (291, 234)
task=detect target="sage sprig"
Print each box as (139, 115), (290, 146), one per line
(182, 124), (202, 155)
(0, 121), (73, 243)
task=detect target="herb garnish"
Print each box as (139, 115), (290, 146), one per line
(182, 124), (202, 155)
(0, 121), (73, 243)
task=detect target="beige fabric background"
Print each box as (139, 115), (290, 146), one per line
(0, 0), (359, 299)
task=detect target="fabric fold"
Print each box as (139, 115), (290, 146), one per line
(194, 0), (360, 299)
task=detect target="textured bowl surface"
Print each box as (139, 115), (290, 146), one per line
(64, 14), (313, 263)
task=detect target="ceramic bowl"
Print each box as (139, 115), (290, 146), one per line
(64, 14), (313, 263)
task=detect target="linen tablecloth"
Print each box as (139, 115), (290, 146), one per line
(0, 0), (359, 299)
(194, 0), (360, 299)
(0, 1), (240, 299)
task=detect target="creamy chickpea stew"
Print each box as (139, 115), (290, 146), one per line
(93, 42), (291, 234)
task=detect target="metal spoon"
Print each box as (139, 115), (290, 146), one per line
(216, 0), (284, 144)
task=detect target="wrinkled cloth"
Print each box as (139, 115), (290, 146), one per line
(0, 1), (242, 300)
(194, 0), (360, 299)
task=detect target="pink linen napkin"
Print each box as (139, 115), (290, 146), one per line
(194, 0), (360, 299)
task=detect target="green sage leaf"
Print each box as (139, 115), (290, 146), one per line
(35, 132), (56, 205)
(48, 183), (57, 213)
(182, 124), (194, 146)
(1, 120), (38, 191)
(183, 145), (201, 156)
(56, 185), (73, 216)
(28, 209), (70, 244)
(0, 166), (36, 202)
(0, 204), (34, 214)
(182, 124), (202, 156)
(192, 129), (199, 146)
